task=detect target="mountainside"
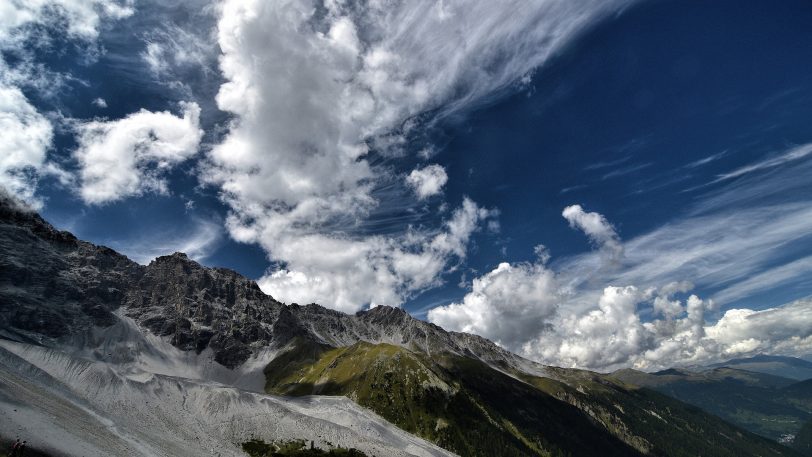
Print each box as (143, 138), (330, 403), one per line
(264, 340), (639, 457)
(0, 338), (451, 457)
(708, 355), (812, 381)
(0, 194), (802, 457)
(794, 421), (812, 456)
(610, 367), (812, 442)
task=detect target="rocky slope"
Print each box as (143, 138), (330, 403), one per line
(0, 194), (538, 375)
(0, 194), (802, 457)
(0, 338), (453, 457)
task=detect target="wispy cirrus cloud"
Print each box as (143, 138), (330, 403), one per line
(713, 143), (812, 182)
(106, 216), (223, 265)
(601, 162), (653, 180)
(684, 150), (728, 168)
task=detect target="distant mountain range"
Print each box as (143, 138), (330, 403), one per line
(610, 364), (812, 450)
(0, 193), (804, 457)
(707, 354), (812, 381)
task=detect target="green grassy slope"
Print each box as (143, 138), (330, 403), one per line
(264, 341), (800, 457)
(265, 341), (639, 456)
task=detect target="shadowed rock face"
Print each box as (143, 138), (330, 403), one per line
(0, 196), (140, 343)
(0, 194), (288, 367)
(0, 194), (527, 370)
(123, 252), (286, 367)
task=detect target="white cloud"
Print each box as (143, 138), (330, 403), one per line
(705, 299), (812, 357)
(528, 288), (812, 372)
(406, 164), (448, 200)
(434, 246), (812, 372)
(430, 194), (812, 371)
(714, 143), (812, 182)
(0, 0), (132, 203)
(74, 102), (202, 204)
(140, 21), (216, 82)
(142, 41), (168, 75)
(256, 197), (495, 312)
(525, 286), (719, 371)
(562, 204), (623, 263)
(0, 0), (133, 43)
(428, 259), (559, 348)
(109, 216), (223, 265)
(206, 0), (624, 311)
(0, 84), (53, 207)
(92, 97), (107, 108)
(685, 150), (727, 168)
(710, 256), (812, 305)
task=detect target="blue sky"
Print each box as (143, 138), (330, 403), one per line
(3, 0), (812, 370)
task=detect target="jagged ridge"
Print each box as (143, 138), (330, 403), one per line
(0, 194), (803, 457)
(0, 193), (540, 375)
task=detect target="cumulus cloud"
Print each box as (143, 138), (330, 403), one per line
(528, 289), (812, 372)
(430, 196), (812, 371)
(74, 102), (202, 204)
(428, 259), (559, 348)
(256, 197), (495, 312)
(705, 299), (812, 357)
(0, 84), (53, 206)
(406, 164), (448, 200)
(204, 0), (624, 311)
(562, 204), (624, 263)
(434, 244), (810, 372)
(0, 0), (132, 203)
(526, 286), (718, 371)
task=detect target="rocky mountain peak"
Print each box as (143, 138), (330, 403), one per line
(0, 198), (538, 372)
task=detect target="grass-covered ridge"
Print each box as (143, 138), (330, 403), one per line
(265, 340), (635, 456)
(263, 340), (800, 456)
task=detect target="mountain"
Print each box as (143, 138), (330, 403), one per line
(708, 355), (812, 381)
(0, 194), (801, 457)
(794, 420), (812, 456)
(610, 367), (812, 442)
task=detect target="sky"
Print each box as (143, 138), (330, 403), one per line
(2, 0), (812, 372)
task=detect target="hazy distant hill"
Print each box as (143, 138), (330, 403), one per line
(611, 367), (812, 442)
(708, 354), (812, 381)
